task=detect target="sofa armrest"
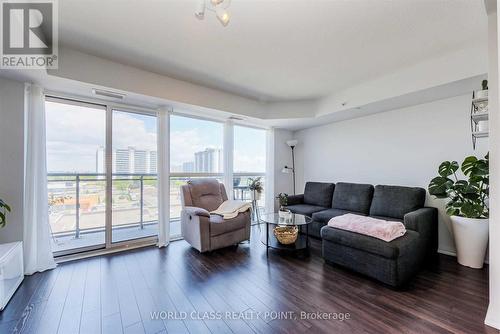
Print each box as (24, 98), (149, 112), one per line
(403, 207), (438, 256)
(287, 194), (304, 206)
(182, 206), (210, 218)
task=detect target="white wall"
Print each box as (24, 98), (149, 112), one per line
(294, 94), (488, 254)
(485, 0), (499, 329)
(0, 77), (25, 243)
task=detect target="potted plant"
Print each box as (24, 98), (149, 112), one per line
(248, 177), (263, 201)
(476, 79), (488, 99)
(0, 198), (11, 228)
(428, 153), (489, 268)
(275, 193), (289, 211)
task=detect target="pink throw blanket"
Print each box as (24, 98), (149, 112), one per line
(328, 214), (406, 242)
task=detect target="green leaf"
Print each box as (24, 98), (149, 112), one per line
(445, 202), (460, 216)
(438, 161), (459, 177)
(461, 156), (478, 176)
(474, 160), (489, 176)
(429, 176), (453, 197)
(460, 202), (484, 218)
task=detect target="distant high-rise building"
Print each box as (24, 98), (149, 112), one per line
(182, 161), (195, 172)
(194, 148), (222, 173)
(134, 149), (148, 174)
(96, 146), (157, 174)
(115, 148), (132, 173)
(150, 151), (157, 174)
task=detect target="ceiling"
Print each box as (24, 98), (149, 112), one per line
(58, 0), (487, 102)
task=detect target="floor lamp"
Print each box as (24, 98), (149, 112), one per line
(282, 139), (298, 195)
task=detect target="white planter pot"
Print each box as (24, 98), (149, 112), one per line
(476, 89), (488, 99)
(450, 216), (489, 269)
(251, 190), (261, 201)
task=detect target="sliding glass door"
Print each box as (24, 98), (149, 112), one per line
(233, 125), (267, 221)
(46, 97), (270, 255)
(111, 110), (158, 243)
(45, 98), (159, 256)
(46, 98), (107, 254)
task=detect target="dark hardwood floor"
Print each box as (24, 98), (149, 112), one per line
(0, 226), (497, 334)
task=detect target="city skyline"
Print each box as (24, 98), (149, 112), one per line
(45, 102), (266, 174)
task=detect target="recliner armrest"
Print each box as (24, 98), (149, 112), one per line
(182, 206), (210, 218)
(287, 194), (304, 206)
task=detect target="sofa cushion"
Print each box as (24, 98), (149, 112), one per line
(286, 204), (328, 217)
(312, 208), (359, 224)
(320, 226), (420, 259)
(369, 185), (426, 219)
(210, 213), (248, 236)
(303, 182), (335, 207)
(331, 182), (374, 214)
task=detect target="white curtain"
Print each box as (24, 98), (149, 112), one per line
(265, 128), (276, 213)
(157, 108), (170, 247)
(23, 83), (57, 275)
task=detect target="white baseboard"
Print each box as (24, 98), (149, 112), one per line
(485, 305), (500, 330)
(437, 248), (456, 257)
(437, 248), (489, 265)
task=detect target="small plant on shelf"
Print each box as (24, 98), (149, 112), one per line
(0, 198), (11, 228)
(482, 79), (488, 91)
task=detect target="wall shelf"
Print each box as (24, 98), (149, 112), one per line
(472, 131), (489, 138)
(470, 91), (489, 149)
(471, 112), (489, 123)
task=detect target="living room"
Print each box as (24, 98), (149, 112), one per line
(0, 0), (499, 333)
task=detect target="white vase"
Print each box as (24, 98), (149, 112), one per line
(251, 190), (261, 201)
(450, 216), (489, 269)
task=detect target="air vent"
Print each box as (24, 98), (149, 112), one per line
(228, 115), (244, 121)
(92, 88), (125, 100)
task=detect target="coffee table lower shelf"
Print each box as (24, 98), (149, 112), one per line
(261, 223), (309, 256)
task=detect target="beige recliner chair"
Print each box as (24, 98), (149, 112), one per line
(180, 179), (251, 252)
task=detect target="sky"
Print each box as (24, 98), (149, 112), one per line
(45, 101), (266, 173)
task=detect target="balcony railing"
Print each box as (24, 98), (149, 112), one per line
(48, 173), (266, 241)
(48, 173), (158, 240)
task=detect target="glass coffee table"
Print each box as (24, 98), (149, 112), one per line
(259, 212), (312, 256)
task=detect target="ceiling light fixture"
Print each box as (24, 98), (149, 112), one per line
(195, 0), (205, 19)
(215, 7), (230, 26)
(195, 0), (231, 27)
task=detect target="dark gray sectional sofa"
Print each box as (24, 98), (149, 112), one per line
(286, 182), (438, 287)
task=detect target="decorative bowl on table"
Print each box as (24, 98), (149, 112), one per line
(273, 226), (298, 245)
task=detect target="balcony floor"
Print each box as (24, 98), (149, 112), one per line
(51, 220), (181, 253)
